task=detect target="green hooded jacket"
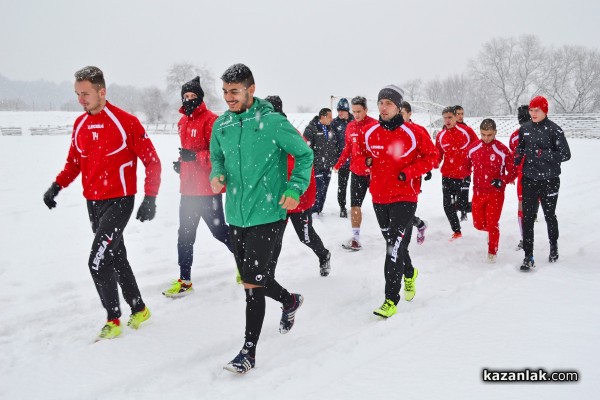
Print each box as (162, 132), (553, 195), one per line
(209, 97), (314, 227)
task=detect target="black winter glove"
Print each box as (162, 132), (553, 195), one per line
(173, 161), (181, 174)
(179, 148), (196, 162)
(491, 179), (504, 189)
(424, 171), (432, 181)
(136, 196), (156, 222)
(43, 182), (61, 209)
(398, 172), (406, 181)
(365, 157), (373, 167)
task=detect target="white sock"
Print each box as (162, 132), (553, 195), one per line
(352, 228), (360, 241)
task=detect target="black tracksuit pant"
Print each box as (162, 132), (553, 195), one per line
(373, 202), (417, 305)
(442, 177), (468, 233)
(522, 176), (560, 258)
(87, 196), (145, 321)
(337, 165), (350, 210)
(178, 194), (232, 281)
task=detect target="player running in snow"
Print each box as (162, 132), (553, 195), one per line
(210, 64), (313, 373)
(363, 85), (437, 318)
(331, 98), (354, 218)
(400, 101), (433, 245)
(303, 108), (338, 216)
(162, 76), (234, 298)
(515, 96), (571, 271)
(465, 119), (517, 263)
(265, 95), (331, 277)
(435, 106), (478, 241)
(455, 105), (477, 221)
(333, 96), (378, 251)
(509, 105), (532, 251)
(43, 66), (161, 340)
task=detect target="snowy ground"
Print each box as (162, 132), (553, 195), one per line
(0, 127), (598, 399)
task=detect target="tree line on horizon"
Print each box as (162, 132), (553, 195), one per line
(1, 35), (599, 121)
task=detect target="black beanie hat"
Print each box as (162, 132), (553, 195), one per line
(517, 104), (531, 125)
(378, 85), (404, 110)
(181, 76), (204, 102)
(337, 98), (350, 112)
(265, 95), (286, 117)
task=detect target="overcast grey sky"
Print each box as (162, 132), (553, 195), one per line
(2, 0), (599, 110)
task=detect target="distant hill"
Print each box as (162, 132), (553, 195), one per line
(0, 73), (79, 111)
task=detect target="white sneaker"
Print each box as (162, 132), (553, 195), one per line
(341, 238), (362, 251)
(487, 254), (497, 264)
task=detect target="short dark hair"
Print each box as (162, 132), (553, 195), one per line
(319, 108), (332, 118)
(351, 96), (367, 108)
(454, 105), (464, 112)
(401, 101), (412, 112)
(221, 63), (255, 88)
(480, 118), (496, 131)
(75, 66), (105, 89)
(442, 106), (456, 115)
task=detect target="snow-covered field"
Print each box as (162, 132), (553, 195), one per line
(0, 115), (598, 399)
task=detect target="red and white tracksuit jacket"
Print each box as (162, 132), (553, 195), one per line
(363, 121), (437, 204)
(177, 103), (223, 196)
(436, 124), (478, 179)
(55, 101), (161, 200)
(509, 128), (524, 200)
(466, 139), (517, 254)
(334, 116), (378, 176)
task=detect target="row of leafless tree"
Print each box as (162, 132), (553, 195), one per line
(402, 35), (600, 116)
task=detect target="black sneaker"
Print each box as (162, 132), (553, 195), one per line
(460, 212), (468, 222)
(549, 243), (559, 262)
(279, 294), (304, 334)
(520, 256), (535, 272)
(515, 240), (524, 251)
(340, 208), (348, 218)
(223, 350), (255, 374)
(319, 251), (331, 277)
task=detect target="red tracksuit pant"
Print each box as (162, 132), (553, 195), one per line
(472, 190), (505, 255)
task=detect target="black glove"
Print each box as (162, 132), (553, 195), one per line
(491, 179), (504, 189)
(179, 148), (196, 162)
(424, 171), (432, 181)
(463, 176), (471, 184)
(43, 182), (61, 209)
(136, 196), (156, 222)
(365, 157), (373, 167)
(173, 161), (181, 174)
(398, 172), (406, 181)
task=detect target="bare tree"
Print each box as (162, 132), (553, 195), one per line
(166, 62), (219, 108)
(469, 34), (545, 114)
(140, 87), (168, 123)
(107, 84), (142, 113)
(402, 78), (423, 101)
(537, 45), (600, 113)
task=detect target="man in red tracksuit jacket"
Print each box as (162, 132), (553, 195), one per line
(466, 119), (517, 263)
(333, 96), (378, 251)
(509, 105), (532, 251)
(265, 95), (331, 277)
(162, 76), (234, 298)
(362, 85), (437, 319)
(436, 106), (478, 240)
(43, 66), (161, 340)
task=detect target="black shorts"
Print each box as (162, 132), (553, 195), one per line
(350, 173), (370, 207)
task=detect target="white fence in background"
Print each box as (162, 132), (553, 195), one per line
(2, 114), (600, 139)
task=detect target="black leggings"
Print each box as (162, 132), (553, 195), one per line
(288, 210), (329, 260)
(337, 165), (350, 209)
(522, 176), (560, 258)
(87, 196), (145, 321)
(442, 177), (468, 233)
(373, 202), (417, 304)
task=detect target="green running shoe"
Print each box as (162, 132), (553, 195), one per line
(97, 320), (121, 341)
(236, 270), (242, 284)
(404, 268), (419, 301)
(127, 307), (151, 330)
(162, 279), (193, 298)
(373, 299), (397, 318)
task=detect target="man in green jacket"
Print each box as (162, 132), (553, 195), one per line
(210, 63), (314, 374)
